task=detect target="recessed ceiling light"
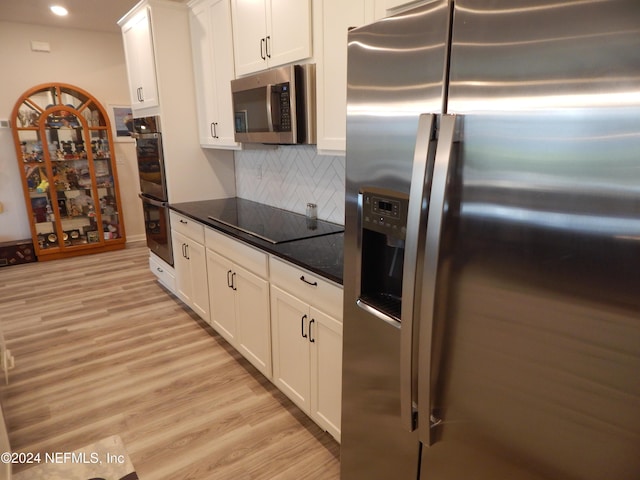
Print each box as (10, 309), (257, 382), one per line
(50, 5), (69, 16)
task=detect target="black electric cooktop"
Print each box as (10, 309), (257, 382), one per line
(206, 198), (343, 244)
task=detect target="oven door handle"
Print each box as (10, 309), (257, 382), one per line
(139, 193), (168, 208)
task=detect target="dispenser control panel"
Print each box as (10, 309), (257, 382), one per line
(361, 189), (408, 239)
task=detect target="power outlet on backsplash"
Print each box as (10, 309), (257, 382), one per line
(234, 145), (346, 225)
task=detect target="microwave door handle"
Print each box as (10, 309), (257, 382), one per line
(266, 84), (275, 132)
(400, 113), (437, 433)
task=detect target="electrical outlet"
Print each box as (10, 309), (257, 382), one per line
(0, 119), (9, 129)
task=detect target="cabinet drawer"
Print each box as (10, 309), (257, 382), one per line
(270, 256), (343, 320)
(149, 254), (176, 293)
(205, 227), (268, 278)
(170, 211), (205, 243)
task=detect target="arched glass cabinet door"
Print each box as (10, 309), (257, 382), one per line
(11, 83), (126, 260)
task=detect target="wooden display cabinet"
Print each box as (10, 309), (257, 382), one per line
(11, 83), (127, 261)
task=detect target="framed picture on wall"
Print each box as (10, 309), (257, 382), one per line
(108, 105), (134, 142)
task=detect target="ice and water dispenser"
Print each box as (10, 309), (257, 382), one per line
(358, 188), (409, 321)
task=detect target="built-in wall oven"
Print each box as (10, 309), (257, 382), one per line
(133, 116), (173, 266)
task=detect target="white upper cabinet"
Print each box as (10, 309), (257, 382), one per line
(118, 0), (237, 203)
(189, 0), (240, 149)
(231, 0), (312, 76)
(316, 0), (374, 154)
(374, 0), (431, 19)
(119, 6), (160, 114)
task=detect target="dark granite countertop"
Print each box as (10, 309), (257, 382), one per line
(170, 199), (344, 285)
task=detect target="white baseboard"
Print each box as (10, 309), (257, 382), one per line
(126, 234), (146, 243)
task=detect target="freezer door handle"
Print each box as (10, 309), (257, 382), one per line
(400, 113), (438, 432)
(418, 113), (457, 446)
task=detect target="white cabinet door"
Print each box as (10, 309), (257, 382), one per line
(271, 287), (343, 441)
(235, 264), (272, 378)
(207, 245), (271, 378)
(172, 230), (192, 306)
(231, 0), (311, 76)
(172, 230), (210, 322)
(374, 0), (428, 19)
(271, 285), (311, 412)
(231, 0), (269, 75)
(268, 0), (312, 69)
(317, 0), (372, 154)
(310, 306), (343, 441)
(189, 0), (240, 149)
(120, 6), (159, 113)
(188, 240), (210, 322)
(207, 249), (237, 344)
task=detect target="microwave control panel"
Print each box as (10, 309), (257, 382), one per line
(276, 83), (291, 132)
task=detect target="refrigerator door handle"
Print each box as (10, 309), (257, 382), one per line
(400, 113), (438, 432)
(418, 113), (457, 446)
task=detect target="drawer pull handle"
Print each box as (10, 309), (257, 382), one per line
(157, 267), (163, 273)
(180, 219), (188, 224)
(300, 276), (318, 287)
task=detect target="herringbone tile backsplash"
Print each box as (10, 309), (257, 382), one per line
(234, 146), (345, 225)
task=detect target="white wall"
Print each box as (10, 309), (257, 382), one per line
(0, 21), (144, 243)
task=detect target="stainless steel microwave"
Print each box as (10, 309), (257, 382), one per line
(231, 64), (316, 145)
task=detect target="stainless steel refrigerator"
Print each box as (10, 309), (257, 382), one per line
(341, 1), (640, 479)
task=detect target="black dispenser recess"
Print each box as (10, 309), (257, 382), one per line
(359, 188), (409, 320)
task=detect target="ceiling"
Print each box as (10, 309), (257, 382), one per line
(0, 0), (186, 34)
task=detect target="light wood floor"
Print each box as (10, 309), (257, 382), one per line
(0, 242), (340, 479)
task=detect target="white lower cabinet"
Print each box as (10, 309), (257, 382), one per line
(171, 213), (210, 322)
(172, 223), (343, 440)
(205, 228), (272, 378)
(205, 249), (237, 341)
(270, 258), (343, 442)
